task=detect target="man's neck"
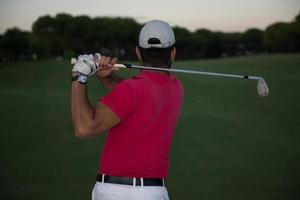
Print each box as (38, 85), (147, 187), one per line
(140, 63), (171, 75)
(141, 69), (170, 75)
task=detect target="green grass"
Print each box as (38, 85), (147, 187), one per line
(0, 54), (300, 200)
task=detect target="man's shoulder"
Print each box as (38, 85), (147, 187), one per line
(121, 73), (147, 86)
(116, 74), (146, 92)
(119, 72), (183, 91)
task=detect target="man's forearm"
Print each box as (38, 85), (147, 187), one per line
(98, 72), (124, 91)
(71, 81), (95, 138)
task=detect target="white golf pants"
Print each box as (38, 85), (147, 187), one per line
(92, 182), (169, 200)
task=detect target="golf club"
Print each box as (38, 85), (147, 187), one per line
(71, 58), (269, 97)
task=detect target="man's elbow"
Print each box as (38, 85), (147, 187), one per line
(74, 126), (104, 139)
(74, 126), (93, 139)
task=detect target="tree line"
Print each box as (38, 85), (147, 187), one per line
(0, 12), (299, 61)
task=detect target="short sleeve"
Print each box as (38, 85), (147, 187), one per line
(100, 82), (135, 121)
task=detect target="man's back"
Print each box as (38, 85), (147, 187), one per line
(100, 71), (184, 178)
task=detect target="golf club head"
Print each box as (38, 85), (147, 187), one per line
(257, 79), (269, 97)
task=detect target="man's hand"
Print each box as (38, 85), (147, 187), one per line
(95, 55), (124, 91)
(72, 54), (100, 77)
(71, 53), (123, 91)
(96, 56), (119, 78)
(71, 53), (120, 78)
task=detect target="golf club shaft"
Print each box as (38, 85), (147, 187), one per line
(114, 63), (263, 81)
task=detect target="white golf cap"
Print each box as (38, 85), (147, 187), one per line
(139, 20), (175, 48)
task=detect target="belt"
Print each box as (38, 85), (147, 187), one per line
(96, 174), (165, 186)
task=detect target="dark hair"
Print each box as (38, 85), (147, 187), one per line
(138, 46), (174, 67)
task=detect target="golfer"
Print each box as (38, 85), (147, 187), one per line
(71, 20), (183, 200)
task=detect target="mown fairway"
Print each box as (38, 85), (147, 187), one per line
(0, 54), (300, 200)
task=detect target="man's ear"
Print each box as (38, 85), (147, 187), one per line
(170, 47), (176, 62)
(136, 46), (142, 62)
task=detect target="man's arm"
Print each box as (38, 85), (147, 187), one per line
(97, 72), (124, 92)
(71, 57), (121, 139)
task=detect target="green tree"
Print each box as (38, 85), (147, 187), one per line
(220, 32), (243, 56)
(264, 22), (286, 52)
(295, 12), (300, 24)
(173, 26), (192, 59)
(63, 15), (92, 54)
(30, 35), (51, 58)
(32, 15), (56, 37)
(89, 17), (140, 59)
(32, 14), (72, 56)
(292, 12), (300, 51)
(278, 23), (299, 52)
(264, 20), (300, 53)
(192, 29), (223, 58)
(241, 28), (263, 53)
(0, 28), (31, 61)
(0, 34), (3, 59)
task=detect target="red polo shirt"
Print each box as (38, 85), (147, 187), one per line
(99, 70), (184, 178)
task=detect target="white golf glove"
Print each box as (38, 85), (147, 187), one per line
(72, 53), (101, 77)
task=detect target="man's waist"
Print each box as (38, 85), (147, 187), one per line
(100, 155), (170, 178)
(96, 174), (165, 187)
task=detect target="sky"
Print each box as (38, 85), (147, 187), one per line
(0, 0), (299, 34)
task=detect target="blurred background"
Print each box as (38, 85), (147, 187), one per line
(0, 0), (300, 200)
(1, 0), (300, 61)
